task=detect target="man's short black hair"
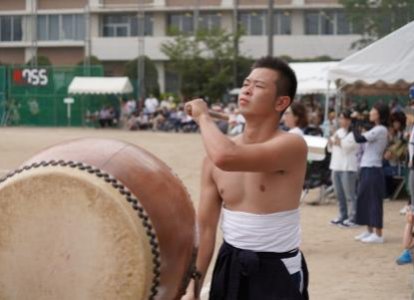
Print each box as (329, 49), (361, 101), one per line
(251, 56), (297, 102)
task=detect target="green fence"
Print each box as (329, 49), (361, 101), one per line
(0, 65), (124, 127)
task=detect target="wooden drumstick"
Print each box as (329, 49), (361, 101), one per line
(208, 110), (229, 121)
(185, 104), (229, 121)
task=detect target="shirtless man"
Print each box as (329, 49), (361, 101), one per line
(183, 57), (309, 300)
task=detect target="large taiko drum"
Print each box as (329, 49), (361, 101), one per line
(0, 138), (196, 300)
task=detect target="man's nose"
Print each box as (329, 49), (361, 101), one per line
(242, 86), (252, 95)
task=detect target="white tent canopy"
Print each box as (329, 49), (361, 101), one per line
(229, 61), (338, 96)
(328, 21), (414, 95)
(293, 62), (338, 95)
(68, 77), (133, 95)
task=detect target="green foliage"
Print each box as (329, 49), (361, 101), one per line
(161, 28), (249, 102)
(124, 56), (160, 98)
(26, 55), (52, 66)
(235, 56), (254, 87)
(340, 0), (414, 49)
(280, 55), (335, 63)
(77, 56), (102, 66)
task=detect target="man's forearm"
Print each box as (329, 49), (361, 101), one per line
(194, 231), (217, 296)
(198, 113), (236, 165)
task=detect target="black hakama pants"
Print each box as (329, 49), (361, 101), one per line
(209, 241), (309, 300)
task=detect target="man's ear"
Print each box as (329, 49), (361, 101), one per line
(274, 96), (291, 112)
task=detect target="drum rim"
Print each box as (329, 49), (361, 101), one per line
(0, 160), (162, 300)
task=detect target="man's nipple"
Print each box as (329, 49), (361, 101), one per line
(259, 184), (266, 192)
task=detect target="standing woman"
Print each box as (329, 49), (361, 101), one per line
(329, 110), (359, 227)
(354, 103), (390, 243)
(283, 102), (308, 136)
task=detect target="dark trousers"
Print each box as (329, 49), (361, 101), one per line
(209, 241), (309, 300)
(356, 167), (385, 228)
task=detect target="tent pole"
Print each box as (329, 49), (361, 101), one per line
(322, 80), (331, 137)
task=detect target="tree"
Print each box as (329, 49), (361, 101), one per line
(340, 0), (414, 49)
(77, 56), (102, 66)
(26, 55), (52, 66)
(124, 56), (160, 98)
(235, 56), (254, 87)
(161, 28), (248, 102)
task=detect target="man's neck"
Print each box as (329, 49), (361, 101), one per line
(242, 116), (280, 144)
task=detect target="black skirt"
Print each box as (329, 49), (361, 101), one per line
(209, 241), (309, 300)
(356, 167), (385, 228)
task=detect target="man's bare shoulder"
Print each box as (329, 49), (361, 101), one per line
(272, 130), (307, 147)
(268, 131), (308, 162)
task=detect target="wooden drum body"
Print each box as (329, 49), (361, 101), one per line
(0, 138), (196, 300)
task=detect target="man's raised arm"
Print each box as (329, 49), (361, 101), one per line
(184, 99), (307, 173)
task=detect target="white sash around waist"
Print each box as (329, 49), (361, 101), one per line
(221, 207), (302, 274)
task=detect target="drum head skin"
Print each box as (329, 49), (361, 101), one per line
(0, 139), (196, 300)
(0, 166), (153, 299)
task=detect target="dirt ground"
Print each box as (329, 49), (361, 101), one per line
(0, 127), (412, 300)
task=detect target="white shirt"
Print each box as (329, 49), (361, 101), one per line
(409, 126), (414, 164)
(289, 127), (304, 136)
(329, 128), (358, 172)
(144, 97), (159, 114)
(360, 125), (388, 168)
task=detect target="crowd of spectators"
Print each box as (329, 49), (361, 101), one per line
(95, 95), (246, 136)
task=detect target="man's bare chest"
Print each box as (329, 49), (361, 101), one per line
(212, 168), (286, 200)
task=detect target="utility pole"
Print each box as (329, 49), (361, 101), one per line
(137, 0), (145, 100)
(194, 0), (200, 34)
(267, 0), (274, 57)
(84, 1), (92, 76)
(232, 0), (239, 88)
(30, 0), (38, 67)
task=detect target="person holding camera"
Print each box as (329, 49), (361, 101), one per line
(353, 103), (389, 244)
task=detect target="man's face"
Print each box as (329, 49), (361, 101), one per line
(238, 68), (289, 117)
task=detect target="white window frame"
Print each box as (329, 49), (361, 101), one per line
(37, 14), (84, 41)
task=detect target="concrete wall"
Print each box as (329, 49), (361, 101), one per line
(37, 47), (85, 65)
(0, 48), (25, 64)
(92, 34), (359, 61)
(37, 0), (88, 9)
(0, 0), (25, 11)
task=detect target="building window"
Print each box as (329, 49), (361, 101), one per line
(305, 12), (319, 35)
(320, 11), (334, 35)
(305, 10), (353, 35)
(48, 15), (59, 40)
(274, 12), (291, 35)
(239, 11), (291, 36)
(0, 16), (22, 42)
(198, 12), (221, 31)
(102, 14), (153, 37)
(239, 11), (266, 36)
(336, 12), (351, 35)
(167, 13), (194, 35)
(37, 14), (85, 41)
